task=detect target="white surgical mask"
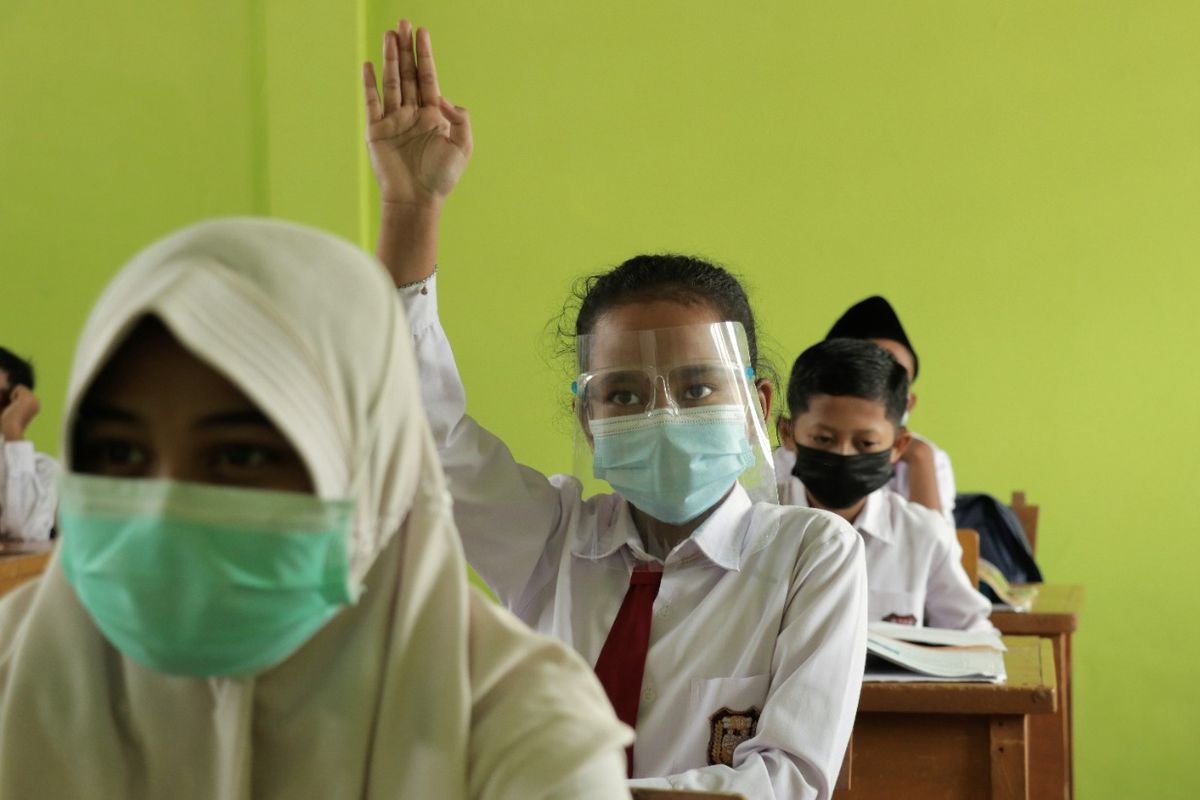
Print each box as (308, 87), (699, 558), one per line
(591, 405), (755, 525)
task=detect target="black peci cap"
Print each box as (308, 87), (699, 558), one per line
(825, 296), (918, 379)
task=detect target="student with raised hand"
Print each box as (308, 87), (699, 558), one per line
(775, 296), (957, 526)
(364, 21), (867, 798)
(0, 349), (58, 541)
(0, 219), (632, 799)
(777, 339), (993, 632)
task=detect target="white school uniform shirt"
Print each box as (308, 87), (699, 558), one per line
(779, 477), (994, 633)
(774, 434), (957, 527)
(0, 439), (58, 541)
(404, 277), (868, 800)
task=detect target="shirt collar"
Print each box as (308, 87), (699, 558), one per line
(571, 483), (754, 571)
(782, 477), (894, 545)
(853, 489), (895, 544)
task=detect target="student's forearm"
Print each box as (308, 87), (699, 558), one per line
(398, 279), (567, 607)
(0, 420), (25, 442)
(376, 200), (442, 288)
(627, 754), (818, 799)
(904, 448), (942, 513)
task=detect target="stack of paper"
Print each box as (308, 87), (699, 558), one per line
(865, 622), (1006, 683)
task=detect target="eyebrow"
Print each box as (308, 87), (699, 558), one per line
(194, 409), (276, 429)
(812, 422), (887, 435)
(672, 364), (728, 378)
(592, 370), (649, 383)
(76, 405), (139, 424)
(75, 406), (276, 430)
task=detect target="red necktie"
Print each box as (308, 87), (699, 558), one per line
(594, 564), (663, 776)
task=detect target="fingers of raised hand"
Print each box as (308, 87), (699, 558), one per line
(381, 30), (403, 113)
(415, 27), (442, 106)
(367, 21), (438, 119)
(439, 97), (468, 122)
(362, 62), (383, 122)
(439, 98), (473, 155)
(398, 20), (419, 108)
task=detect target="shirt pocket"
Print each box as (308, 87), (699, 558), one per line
(678, 673), (771, 771)
(868, 588), (924, 626)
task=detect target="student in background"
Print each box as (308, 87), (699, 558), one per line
(363, 21), (867, 798)
(0, 219), (632, 798)
(775, 296), (956, 526)
(0, 349), (58, 541)
(778, 339), (992, 632)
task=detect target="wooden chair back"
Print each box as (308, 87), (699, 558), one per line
(0, 548), (53, 598)
(1010, 491), (1040, 555)
(956, 529), (980, 586)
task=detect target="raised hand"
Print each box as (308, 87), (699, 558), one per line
(1, 386), (40, 441)
(363, 21), (473, 207)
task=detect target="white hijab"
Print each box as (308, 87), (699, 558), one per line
(0, 219), (630, 799)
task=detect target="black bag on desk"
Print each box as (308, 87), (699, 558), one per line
(953, 493), (1043, 601)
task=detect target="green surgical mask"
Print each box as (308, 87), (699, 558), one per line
(59, 473), (358, 678)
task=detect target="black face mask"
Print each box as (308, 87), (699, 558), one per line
(791, 444), (894, 509)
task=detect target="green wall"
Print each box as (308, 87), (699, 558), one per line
(4, 2), (1197, 796)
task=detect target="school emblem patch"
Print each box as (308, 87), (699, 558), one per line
(707, 706), (760, 766)
(883, 612), (917, 625)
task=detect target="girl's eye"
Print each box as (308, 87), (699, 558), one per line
(607, 390), (643, 407)
(85, 440), (149, 470)
(215, 445), (279, 470)
(107, 442), (146, 465)
(857, 441), (879, 452)
(681, 384), (715, 402)
(811, 435), (834, 446)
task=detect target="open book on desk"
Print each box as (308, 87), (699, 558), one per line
(865, 621), (1007, 683)
(979, 558), (1040, 612)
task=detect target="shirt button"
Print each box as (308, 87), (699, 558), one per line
(658, 605), (671, 618)
(642, 687), (656, 703)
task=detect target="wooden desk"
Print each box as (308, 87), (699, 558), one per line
(835, 636), (1057, 800)
(0, 544), (53, 597)
(991, 585), (1084, 800)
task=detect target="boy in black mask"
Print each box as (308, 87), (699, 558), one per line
(778, 339), (991, 631)
(775, 296), (956, 526)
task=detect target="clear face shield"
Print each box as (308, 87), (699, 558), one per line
(572, 321), (778, 528)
